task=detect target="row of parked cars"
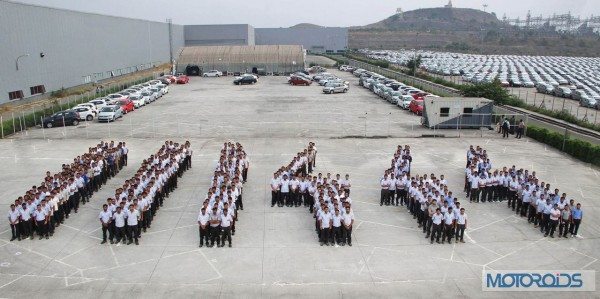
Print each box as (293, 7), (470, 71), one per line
(351, 68), (438, 115)
(41, 77), (174, 128)
(287, 69), (350, 94)
(360, 49), (600, 109)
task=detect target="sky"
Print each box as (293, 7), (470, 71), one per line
(12, 0), (600, 27)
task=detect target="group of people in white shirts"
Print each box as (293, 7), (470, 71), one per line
(8, 141), (126, 242)
(97, 141), (192, 245)
(464, 145), (583, 238)
(269, 142), (318, 208)
(197, 142), (248, 248)
(379, 145), (468, 244)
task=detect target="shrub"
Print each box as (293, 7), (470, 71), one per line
(526, 125), (600, 166)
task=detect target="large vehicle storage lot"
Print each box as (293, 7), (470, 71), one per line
(0, 70), (599, 297)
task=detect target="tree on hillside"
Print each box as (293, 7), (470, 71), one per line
(406, 55), (422, 76)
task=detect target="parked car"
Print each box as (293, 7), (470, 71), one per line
(88, 98), (110, 110)
(234, 75), (257, 85)
(397, 95), (414, 109)
(203, 70), (223, 77)
(72, 106), (96, 121)
(176, 75), (189, 84)
(42, 110), (80, 128)
(580, 96), (597, 108)
(289, 76), (311, 86)
(74, 103), (98, 116)
(323, 83), (349, 94)
(141, 90), (156, 102)
(107, 93), (128, 102)
(149, 88), (162, 99)
(409, 99), (424, 115)
(116, 99), (135, 113)
(97, 105), (123, 122)
(129, 95), (147, 108)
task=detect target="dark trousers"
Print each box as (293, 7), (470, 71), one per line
(20, 221), (32, 238)
(101, 224), (110, 241)
(293, 190), (301, 206)
(520, 203), (529, 217)
(431, 224), (442, 242)
(115, 226), (125, 242)
(271, 191), (278, 206)
(541, 214), (550, 232)
(343, 226), (352, 244)
(527, 205), (536, 223)
(546, 219), (558, 236)
(380, 189), (388, 205)
(332, 226), (342, 244)
(36, 220), (48, 237)
(221, 226), (232, 246)
(470, 188), (479, 202)
(209, 226), (220, 245)
(199, 226), (208, 245)
(559, 220), (570, 237)
(320, 227), (331, 244)
(10, 223), (20, 239)
(443, 224), (454, 242)
(242, 168), (248, 182)
(571, 219), (581, 235)
(455, 224), (465, 241)
(281, 192), (290, 206)
(127, 225), (139, 242)
(236, 194), (243, 210)
(389, 190), (397, 205)
(424, 216), (432, 234)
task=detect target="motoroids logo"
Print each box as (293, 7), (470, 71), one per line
(482, 270), (596, 292)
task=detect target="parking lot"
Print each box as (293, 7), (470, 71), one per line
(0, 70), (599, 297)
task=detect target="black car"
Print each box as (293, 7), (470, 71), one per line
(233, 75), (257, 85)
(42, 110), (80, 128)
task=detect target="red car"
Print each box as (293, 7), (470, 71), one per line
(116, 99), (135, 114)
(176, 75), (189, 84)
(412, 91), (430, 100)
(162, 75), (176, 83)
(409, 99), (424, 115)
(289, 76), (311, 86)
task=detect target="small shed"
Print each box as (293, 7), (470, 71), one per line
(422, 97), (494, 129)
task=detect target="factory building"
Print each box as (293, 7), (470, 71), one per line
(176, 45), (305, 75)
(0, 0), (184, 105)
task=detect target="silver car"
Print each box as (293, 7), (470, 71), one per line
(323, 83), (349, 94)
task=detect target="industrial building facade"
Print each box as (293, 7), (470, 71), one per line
(1, 0), (347, 104)
(0, 0), (185, 105)
(184, 24), (255, 46)
(255, 27), (348, 53)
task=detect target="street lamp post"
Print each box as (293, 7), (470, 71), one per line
(16, 53), (30, 71)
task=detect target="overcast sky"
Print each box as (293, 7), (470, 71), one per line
(13, 0), (600, 27)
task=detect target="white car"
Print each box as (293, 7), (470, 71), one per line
(156, 84), (169, 95)
(129, 95), (147, 108)
(397, 95), (414, 109)
(97, 105), (123, 122)
(323, 83), (349, 94)
(141, 91), (156, 102)
(107, 93), (128, 102)
(72, 106), (96, 121)
(203, 70), (223, 77)
(74, 103), (98, 116)
(150, 88), (162, 98)
(88, 97), (111, 110)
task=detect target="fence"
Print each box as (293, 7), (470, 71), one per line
(346, 59), (462, 97)
(0, 75), (158, 139)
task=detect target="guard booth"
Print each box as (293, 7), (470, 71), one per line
(422, 97), (494, 129)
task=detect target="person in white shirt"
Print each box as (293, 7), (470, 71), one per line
(33, 205), (49, 240)
(8, 204), (21, 241)
(319, 206), (333, 246)
(455, 208), (467, 243)
(220, 208), (234, 247)
(125, 205), (140, 245)
(112, 206), (126, 244)
(208, 207), (221, 247)
(430, 209), (443, 244)
(546, 204), (560, 238)
(280, 175), (291, 207)
(331, 209), (343, 245)
(342, 206), (354, 246)
(99, 204), (113, 244)
(197, 207), (210, 247)
(443, 207), (455, 244)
